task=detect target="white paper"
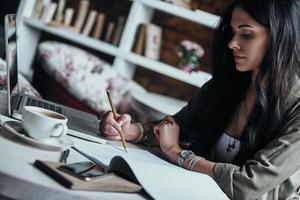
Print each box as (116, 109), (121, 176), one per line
(81, 143), (170, 167)
(122, 158), (229, 200)
(77, 144), (229, 200)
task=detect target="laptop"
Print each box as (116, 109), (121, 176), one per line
(4, 14), (102, 139)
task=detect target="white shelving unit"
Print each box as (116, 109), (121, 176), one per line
(135, 0), (220, 28)
(16, 0), (220, 88)
(23, 18), (120, 57)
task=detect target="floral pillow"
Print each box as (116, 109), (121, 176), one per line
(38, 41), (145, 113)
(0, 57), (41, 98)
(0, 58), (7, 90)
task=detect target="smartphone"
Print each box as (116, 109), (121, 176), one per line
(58, 161), (106, 181)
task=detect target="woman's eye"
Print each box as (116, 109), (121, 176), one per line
(241, 33), (253, 39)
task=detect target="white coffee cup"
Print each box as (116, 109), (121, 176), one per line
(22, 106), (68, 141)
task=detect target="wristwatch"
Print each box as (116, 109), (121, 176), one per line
(178, 150), (195, 167)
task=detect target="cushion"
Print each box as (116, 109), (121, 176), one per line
(0, 57), (41, 98)
(0, 58), (6, 90)
(38, 41), (145, 113)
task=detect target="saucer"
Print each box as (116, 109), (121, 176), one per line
(3, 121), (74, 151)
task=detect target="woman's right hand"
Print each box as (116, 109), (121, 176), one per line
(154, 116), (181, 160)
(99, 111), (140, 142)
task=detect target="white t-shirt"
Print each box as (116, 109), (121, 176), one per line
(214, 133), (240, 163)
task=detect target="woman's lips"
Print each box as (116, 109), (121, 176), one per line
(234, 55), (246, 61)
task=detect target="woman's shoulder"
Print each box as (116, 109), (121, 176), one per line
(285, 98), (300, 119)
(284, 76), (300, 113)
(195, 77), (228, 96)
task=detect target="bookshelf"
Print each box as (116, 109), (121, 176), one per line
(16, 0), (220, 88)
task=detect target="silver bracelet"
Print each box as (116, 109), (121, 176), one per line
(132, 123), (144, 143)
(177, 150), (195, 168)
(178, 156), (184, 167)
(188, 156), (205, 171)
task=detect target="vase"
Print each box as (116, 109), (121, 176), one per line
(178, 63), (198, 73)
(179, 66), (193, 73)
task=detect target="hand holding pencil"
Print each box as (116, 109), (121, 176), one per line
(106, 90), (128, 152)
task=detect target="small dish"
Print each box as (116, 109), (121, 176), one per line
(3, 121), (74, 151)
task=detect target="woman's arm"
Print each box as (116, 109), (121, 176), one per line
(173, 80), (213, 142)
(164, 146), (216, 177)
(212, 122), (300, 200)
(158, 109), (300, 200)
(155, 117), (216, 177)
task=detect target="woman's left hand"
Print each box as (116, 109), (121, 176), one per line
(154, 116), (182, 160)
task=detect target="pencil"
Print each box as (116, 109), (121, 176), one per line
(106, 89), (128, 152)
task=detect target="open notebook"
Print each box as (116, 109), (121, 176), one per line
(70, 145), (229, 200)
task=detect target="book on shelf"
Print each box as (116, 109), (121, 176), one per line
(111, 16), (126, 46)
(54, 0), (66, 23)
(43, 146), (229, 199)
(82, 10), (98, 36)
(92, 13), (106, 39)
(144, 23), (163, 60)
(31, 0), (44, 19)
(40, 2), (57, 24)
(104, 21), (115, 43)
(63, 8), (74, 26)
(74, 0), (90, 33)
(133, 24), (146, 55)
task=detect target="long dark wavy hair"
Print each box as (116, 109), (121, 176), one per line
(204, 0), (300, 162)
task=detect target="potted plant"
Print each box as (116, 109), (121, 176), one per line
(176, 40), (205, 73)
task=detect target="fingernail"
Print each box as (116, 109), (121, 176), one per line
(119, 121), (123, 126)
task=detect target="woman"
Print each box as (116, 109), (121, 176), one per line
(99, 0), (300, 199)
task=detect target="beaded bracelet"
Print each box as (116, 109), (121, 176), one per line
(132, 122), (158, 146)
(132, 123), (145, 143)
(187, 156), (205, 170)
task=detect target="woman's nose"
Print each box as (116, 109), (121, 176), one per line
(228, 36), (240, 50)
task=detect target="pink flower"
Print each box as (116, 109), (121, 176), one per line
(177, 40), (205, 70)
(181, 40), (194, 50)
(196, 47), (205, 57)
(180, 40), (205, 58)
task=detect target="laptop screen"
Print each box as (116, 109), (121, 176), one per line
(4, 14), (18, 116)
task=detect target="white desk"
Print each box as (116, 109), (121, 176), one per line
(0, 92), (228, 200)
(0, 114), (146, 200)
